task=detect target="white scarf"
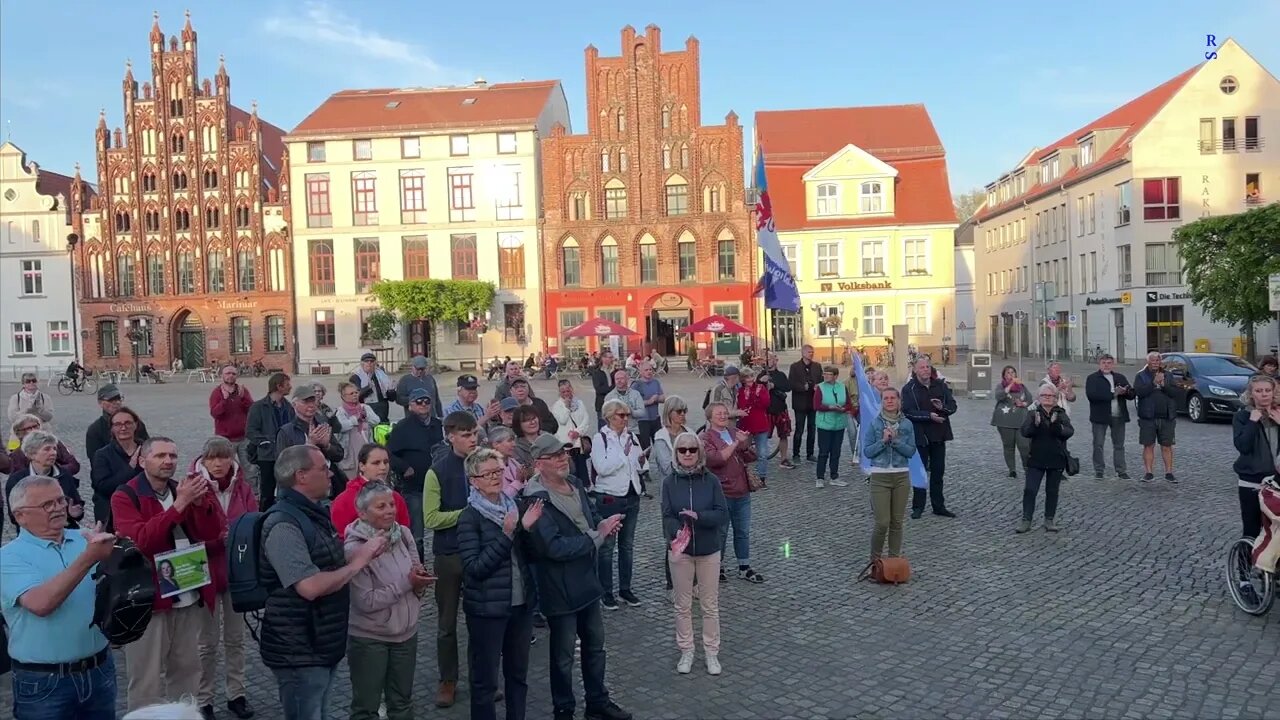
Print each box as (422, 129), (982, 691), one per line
(353, 366), (392, 398)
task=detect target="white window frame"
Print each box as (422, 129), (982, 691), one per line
(815, 184), (839, 216)
(450, 135), (470, 156)
(861, 304), (885, 337)
(860, 240), (885, 276)
(497, 132), (518, 154)
(494, 165), (523, 221)
(353, 139), (373, 161)
(904, 302), (928, 335)
(48, 321), (71, 354)
(1080, 140), (1094, 166)
(859, 181), (884, 213)
(400, 137), (420, 159)
(903, 238), (928, 275)
(1116, 182), (1132, 226)
(781, 243), (799, 278)
(816, 242), (841, 278)
(11, 322), (34, 355)
(20, 259), (43, 295)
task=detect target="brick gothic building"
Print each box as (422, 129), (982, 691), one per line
(76, 12), (293, 373)
(540, 25), (757, 359)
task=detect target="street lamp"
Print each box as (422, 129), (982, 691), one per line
(67, 233), (80, 363)
(811, 301), (845, 364)
(125, 327), (143, 383)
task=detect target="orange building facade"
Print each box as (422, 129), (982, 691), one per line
(539, 25), (757, 359)
(75, 12), (294, 374)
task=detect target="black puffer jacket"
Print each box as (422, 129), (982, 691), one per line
(1020, 405), (1075, 470)
(520, 474), (604, 617)
(457, 504), (535, 618)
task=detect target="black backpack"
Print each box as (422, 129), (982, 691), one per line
(92, 537), (155, 647)
(227, 502), (317, 615)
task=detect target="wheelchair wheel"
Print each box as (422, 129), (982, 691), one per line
(1227, 537), (1274, 615)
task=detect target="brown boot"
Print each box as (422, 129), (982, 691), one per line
(436, 681), (457, 708)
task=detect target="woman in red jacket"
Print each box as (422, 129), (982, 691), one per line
(331, 443), (411, 540)
(188, 436), (257, 719)
(736, 370), (774, 487)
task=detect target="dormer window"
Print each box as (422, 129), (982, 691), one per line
(1080, 139), (1095, 166)
(859, 181), (884, 213)
(816, 183), (839, 216)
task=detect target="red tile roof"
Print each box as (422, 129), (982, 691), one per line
(35, 169), (96, 206)
(289, 81), (560, 136)
(974, 66), (1199, 222)
(756, 104), (945, 163)
(227, 104), (286, 201)
(755, 104), (956, 230)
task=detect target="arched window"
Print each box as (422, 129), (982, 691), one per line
(142, 171), (157, 192)
(206, 247), (226, 293)
(235, 203), (251, 228)
(172, 171), (188, 190)
(171, 133), (185, 153)
(661, 106), (671, 129)
(859, 181), (884, 213)
(603, 179), (627, 220)
(616, 109), (625, 133)
(114, 211), (131, 233)
(308, 240), (335, 295)
(816, 183), (839, 215)
(662, 145), (671, 170)
(638, 234), (658, 284)
(677, 230), (697, 282)
(175, 208), (191, 231)
(600, 149), (610, 173)
(664, 176), (689, 217)
(619, 148), (628, 172)
(203, 169), (218, 188)
(561, 238), (581, 287)
(679, 143), (689, 169)
(599, 236), (619, 286)
(205, 206), (220, 229)
(716, 228), (737, 281)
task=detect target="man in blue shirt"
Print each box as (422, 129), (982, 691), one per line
(2, 474), (118, 720)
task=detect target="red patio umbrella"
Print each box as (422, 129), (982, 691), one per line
(680, 314), (752, 335)
(563, 316), (640, 338)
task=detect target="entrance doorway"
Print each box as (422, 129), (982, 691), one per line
(769, 310), (801, 352)
(408, 319), (434, 360)
(1146, 305), (1185, 352)
(648, 309), (692, 357)
(175, 312), (206, 370)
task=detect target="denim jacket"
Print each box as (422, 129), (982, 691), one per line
(861, 414), (918, 470)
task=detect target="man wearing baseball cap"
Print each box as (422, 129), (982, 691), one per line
(396, 355), (442, 420)
(521, 434), (631, 720)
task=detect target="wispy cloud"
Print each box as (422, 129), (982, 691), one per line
(260, 1), (463, 84)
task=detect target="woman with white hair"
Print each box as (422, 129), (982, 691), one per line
(4, 430), (85, 529)
(662, 431), (728, 675)
(591, 398), (647, 609)
(345, 481), (432, 720)
(6, 371), (53, 427)
(7, 412), (80, 477)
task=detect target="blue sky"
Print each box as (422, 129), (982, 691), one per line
(2, 0), (1278, 193)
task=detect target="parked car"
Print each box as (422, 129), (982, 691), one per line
(1158, 352), (1259, 422)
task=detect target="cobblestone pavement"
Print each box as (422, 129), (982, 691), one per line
(3, 370), (1280, 720)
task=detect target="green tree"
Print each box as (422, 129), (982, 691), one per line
(369, 279), (496, 322)
(1173, 203), (1280, 353)
(953, 188), (986, 221)
(362, 309), (400, 345)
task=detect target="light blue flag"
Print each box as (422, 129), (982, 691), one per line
(853, 354), (928, 489)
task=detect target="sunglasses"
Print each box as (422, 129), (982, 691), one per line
(412, 399), (432, 405)
(23, 379), (37, 384)
(615, 412), (631, 418)
(673, 408), (688, 414)
(676, 447), (699, 455)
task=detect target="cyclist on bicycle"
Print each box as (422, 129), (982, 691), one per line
(1234, 374), (1280, 539)
(65, 360), (85, 383)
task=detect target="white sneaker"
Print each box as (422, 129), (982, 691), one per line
(705, 654), (722, 675)
(829, 479), (849, 487)
(677, 650), (695, 674)
(815, 479), (826, 488)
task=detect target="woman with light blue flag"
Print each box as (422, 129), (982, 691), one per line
(853, 354), (928, 490)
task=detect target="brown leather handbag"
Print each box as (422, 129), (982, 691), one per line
(859, 557), (912, 584)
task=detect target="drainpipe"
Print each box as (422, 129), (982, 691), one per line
(1061, 184), (1075, 361)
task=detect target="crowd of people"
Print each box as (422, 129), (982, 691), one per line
(2, 347), (1279, 720)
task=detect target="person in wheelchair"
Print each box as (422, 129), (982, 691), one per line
(1234, 374), (1280, 539)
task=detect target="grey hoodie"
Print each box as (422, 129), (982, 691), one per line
(344, 520), (423, 643)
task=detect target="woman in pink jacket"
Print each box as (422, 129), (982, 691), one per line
(189, 436), (258, 720)
(736, 371), (774, 487)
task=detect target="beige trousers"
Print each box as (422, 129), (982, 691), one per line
(670, 550), (721, 654)
(197, 590), (247, 705)
(124, 603), (204, 711)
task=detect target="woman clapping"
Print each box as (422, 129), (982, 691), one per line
(1017, 388), (1075, 533)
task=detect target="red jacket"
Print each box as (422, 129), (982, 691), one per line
(330, 475), (411, 541)
(701, 426), (758, 499)
(189, 456), (258, 594)
(209, 385), (253, 441)
(111, 474), (227, 614)
(736, 383), (773, 434)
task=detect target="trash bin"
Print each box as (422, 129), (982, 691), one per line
(968, 353), (993, 398)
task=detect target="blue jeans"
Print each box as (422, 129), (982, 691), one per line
(12, 653), (117, 720)
(816, 428), (844, 480)
(273, 664), (338, 720)
(547, 603), (610, 716)
(752, 432), (770, 478)
(593, 492), (640, 597)
(718, 496), (752, 568)
(401, 489), (425, 562)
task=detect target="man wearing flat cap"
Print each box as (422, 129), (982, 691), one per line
(350, 351), (395, 421)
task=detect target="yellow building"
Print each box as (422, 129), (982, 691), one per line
(285, 80), (570, 369)
(755, 105), (959, 361)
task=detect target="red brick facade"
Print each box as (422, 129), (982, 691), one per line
(75, 12), (295, 374)
(540, 25), (757, 358)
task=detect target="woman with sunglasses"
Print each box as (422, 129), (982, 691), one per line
(662, 432), (727, 676)
(651, 396), (691, 598)
(7, 372), (53, 430)
(590, 399), (647, 609)
(8, 413), (80, 477)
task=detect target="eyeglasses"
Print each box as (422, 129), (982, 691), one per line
(676, 447), (699, 455)
(112, 420), (136, 428)
(16, 496), (68, 513)
(16, 425), (38, 433)
(470, 469), (503, 480)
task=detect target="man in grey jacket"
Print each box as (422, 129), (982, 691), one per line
(396, 355), (442, 420)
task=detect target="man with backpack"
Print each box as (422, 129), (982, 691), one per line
(255, 444), (387, 720)
(2, 475), (119, 720)
(110, 437), (227, 713)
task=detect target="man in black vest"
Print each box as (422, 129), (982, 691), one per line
(423, 411), (479, 708)
(260, 445), (386, 720)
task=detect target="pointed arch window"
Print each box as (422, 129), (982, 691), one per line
(639, 235), (658, 284)
(662, 145), (672, 170)
(661, 106), (671, 129)
(677, 231), (697, 282)
(203, 168), (218, 188)
(679, 144), (689, 169)
(142, 171), (157, 192)
(144, 208), (161, 232)
(717, 228), (737, 281)
(599, 237), (619, 287)
(146, 250), (165, 295)
(616, 109), (625, 133)
(237, 248), (257, 291)
(170, 133), (185, 153)
(114, 210), (132, 233)
(206, 248), (227, 293)
(175, 208), (191, 231)
(172, 170), (188, 190)
(235, 203), (251, 228)
(561, 238), (581, 287)
(600, 149), (610, 173)
(205, 205), (221, 229)
(619, 148), (628, 172)
(176, 248), (195, 294)
(116, 250), (136, 296)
